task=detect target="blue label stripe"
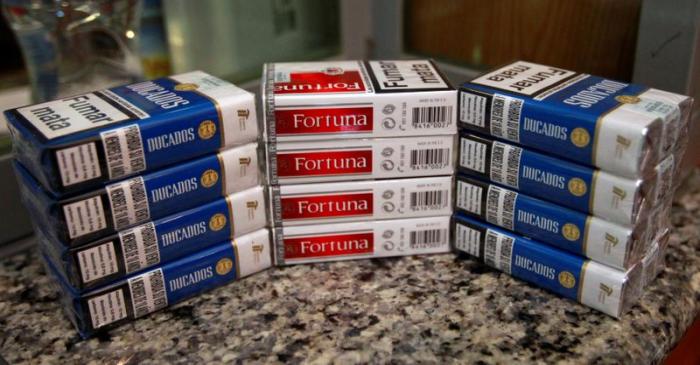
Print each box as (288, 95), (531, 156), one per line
(143, 154), (223, 218)
(154, 198), (233, 265)
(161, 241), (238, 304)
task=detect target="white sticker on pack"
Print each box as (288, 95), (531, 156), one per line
(455, 223), (481, 255)
(56, 142), (102, 187)
(106, 177), (151, 230)
(456, 180), (483, 215)
(484, 185), (517, 230)
(119, 222), (161, 274)
(460, 91), (488, 127)
(490, 94), (523, 142)
(470, 61), (576, 96)
(77, 241), (119, 283)
(489, 141), (522, 188)
(88, 288), (128, 329)
(63, 196), (108, 239)
(460, 137), (488, 173)
(367, 60), (450, 91)
(17, 92), (131, 140)
(128, 269), (168, 318)
(483, 229), (514, 274)
(100, 124), (147, 180)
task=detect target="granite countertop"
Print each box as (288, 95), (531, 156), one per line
(1, 175), (699, 365)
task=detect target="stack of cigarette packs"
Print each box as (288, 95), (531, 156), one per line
(453, 61), (691, 317)
(262, 60), (457, 265)
(5, 72), (272, 338)
(4, 60), (692, 337)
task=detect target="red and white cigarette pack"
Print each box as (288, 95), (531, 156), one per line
(266, 135), (455, 184)
(270, 176), (453, 226)
(262, 60), (457, 142)
(273, 216), (451, 265)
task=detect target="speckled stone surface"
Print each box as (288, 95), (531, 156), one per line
(1, 176), (699, 365)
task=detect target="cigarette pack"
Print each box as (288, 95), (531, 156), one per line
(267, 135), (455, 184)
(270, 176), (453, 226)
(458, 132), (655, 226)
(43, 228), (272, 338)
(4, 71), (258, 195)
(453, 213), (643, 318)
(262, 60), (456, 142)
(455, 175), (647, 269)
(458, 60), (692, 178)
(39, 188), (267, 291)
(14, 143), (260, 246)
(273, 216), (451, 265)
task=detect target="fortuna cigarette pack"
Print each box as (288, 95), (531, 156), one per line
(270, 176), (453, 226)
(5, 71), (258, 195)
(267, 135), (455, 185)
(453, 213), (643, 318)
(458, 132), (657, 226)
(14, 143), (260, 246)
(262, 60), (456, 142)
(273, 216), (451, 265)
(458, 61), (692, 178)
(43, 228), (272, 338)
(39, 188), (267, 291)
(455, 175), (647, 270)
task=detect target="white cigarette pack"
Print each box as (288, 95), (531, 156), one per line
(273, 216), (451, 265)
(262, 60), (457, 142)
(267, 135), (455, 184)
(270, 176), (453, 226)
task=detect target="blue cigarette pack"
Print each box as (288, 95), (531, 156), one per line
(458, 61), (692, 178)
(40, 186), (267, 291)
(43, 228), (272, 338)
(14, 143), (261, 246)
(453, 213), (643, 318)
(457, 132), (656, 226)
(455, 174), (647, 269)
(5, 71), (258, 195)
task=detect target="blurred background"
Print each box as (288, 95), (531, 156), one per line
(0, 0), (699, 255)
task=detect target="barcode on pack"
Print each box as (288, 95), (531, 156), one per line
(119, 222), (160, 274)
(489, 142), (522, 188)
(490, 94), (522, 142)
(411, 106), (453, 128)
(409, 228), (448, 248)
(101, 124), (146, 180)
(410, 148), (450, 170)
(485, 185), (517, 230)
(128, 269), (167, 318)
(484, 230), (514, 274)
(107, 177), (151, 230)
(410, 190), (448, 210)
